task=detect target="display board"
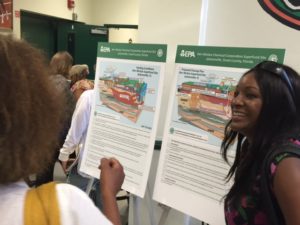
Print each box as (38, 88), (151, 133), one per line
(153, 45), (285, 224)
(80, 43), (167, 198)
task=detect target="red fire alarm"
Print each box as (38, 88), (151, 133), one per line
(68, 0), (75, 9)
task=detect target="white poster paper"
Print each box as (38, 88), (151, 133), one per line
(80, 43), (167, 197)
(153, 45), (285, 224)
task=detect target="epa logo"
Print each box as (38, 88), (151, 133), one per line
(100, 46), (110, 53)
(180, 50), (195, 58)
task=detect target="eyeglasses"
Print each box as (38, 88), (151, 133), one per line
(256, 61), (295, 101)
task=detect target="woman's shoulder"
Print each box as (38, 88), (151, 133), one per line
(270, 139), (300, 177)
(55, 183), (112, 225)
(56, 182), (91, 199)
(71, 79), (94, 92)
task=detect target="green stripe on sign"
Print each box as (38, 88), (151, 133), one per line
(97, 42), (167, 62)
(176, 45), (285, 68)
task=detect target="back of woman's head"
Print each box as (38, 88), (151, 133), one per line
(50, 51), (73, 78)
(69, 64), (89, 86)
(0, 35), (64, 184)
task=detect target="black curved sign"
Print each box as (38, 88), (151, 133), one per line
(258, 0), (300, 30)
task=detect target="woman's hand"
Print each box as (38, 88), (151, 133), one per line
(60, 158), (75, 174)
(99, 157), (125, 225)
(61, 161), (68, 174)
(99, 158), (125, 196)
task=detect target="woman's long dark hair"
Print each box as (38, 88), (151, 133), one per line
(221, 62), (300, 206)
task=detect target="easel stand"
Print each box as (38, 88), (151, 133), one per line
(130, 182), (210, 225)
(132, 195), (142, 225)
(131, 183), (157, 225)
(157, 203), (171, 225)
(85, 177), (95, 194)
(157, 203), (209, 225)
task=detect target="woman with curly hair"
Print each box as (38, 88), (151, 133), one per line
(0, 35), (124, 225)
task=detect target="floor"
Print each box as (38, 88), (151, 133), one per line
(53, 162), (129, 225)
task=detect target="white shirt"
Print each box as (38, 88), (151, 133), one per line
(59, 90), (94, 167)
(0, 181), (112, 225)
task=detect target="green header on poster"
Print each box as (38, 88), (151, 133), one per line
(176, 45), (285, 68)
(97, 43), (167, 62)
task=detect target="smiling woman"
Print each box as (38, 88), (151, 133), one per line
(230, 72), (263, 140)
(221, 60), (300, 225)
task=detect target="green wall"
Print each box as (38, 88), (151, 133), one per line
(21, 13), (56, 60)
(21, 11), (108, 80)
(57, 23), (108, 80)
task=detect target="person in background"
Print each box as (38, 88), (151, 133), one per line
(35, 51), (76, 186)
(58, 89), (102, 209)
(222, 61), (300, 225)
(69, 64), (94, 101)
(50, 51), (73, 80)
(0, 35), (124, 225)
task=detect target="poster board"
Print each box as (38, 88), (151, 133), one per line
(153, 45), (285, 224)
(80, 43), (167, 198)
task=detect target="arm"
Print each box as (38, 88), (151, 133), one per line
(73, 89), (85, 101)
(58, 91), (92, 171)
(72, 79), (94, 101)
(99, 158), (125, 225)
(273, 157), (300, 225)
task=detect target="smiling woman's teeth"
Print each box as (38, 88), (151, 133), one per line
(233, 112), (244, 116)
